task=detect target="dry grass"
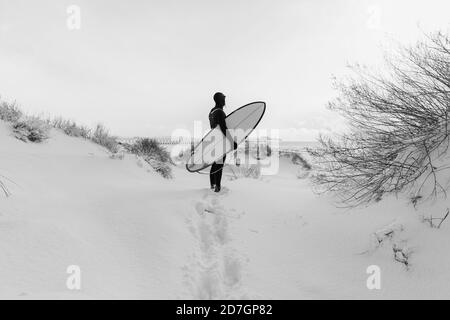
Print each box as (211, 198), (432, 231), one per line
(12, 117), (50, 142)
(0, 100), (22, 122)
(0, 98), (173, 178)
(129, 138), (173, 178)
(91, 124), (119, 153)
(51, 117), (91, 139)
(0, 98), (119, 151)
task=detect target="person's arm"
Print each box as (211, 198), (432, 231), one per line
(217, 110), (237, 150)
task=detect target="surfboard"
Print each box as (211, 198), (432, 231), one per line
(186, 101), (266, 173)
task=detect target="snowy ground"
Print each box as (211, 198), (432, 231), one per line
(1, 119), (450, 299)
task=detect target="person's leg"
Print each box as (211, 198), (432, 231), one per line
(214, 155), (226, 192)
(210, 162), (217, 189)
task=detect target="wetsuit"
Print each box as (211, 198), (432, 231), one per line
(209, 106), (227, 190)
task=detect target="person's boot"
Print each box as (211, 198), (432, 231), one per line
(210, 184), (216, 190)
(214, 185), (221, 193)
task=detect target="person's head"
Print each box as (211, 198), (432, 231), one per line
(213, 92), (226, 107)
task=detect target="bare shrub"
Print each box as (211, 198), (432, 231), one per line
(12, 117), (50, 143)
(308, 31), (450, 206)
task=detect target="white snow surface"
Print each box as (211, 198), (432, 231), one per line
(1, 120), (450, 299)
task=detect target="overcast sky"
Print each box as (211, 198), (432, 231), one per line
(0, 0), (449, 140)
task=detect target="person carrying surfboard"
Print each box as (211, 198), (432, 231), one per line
(209, 92), (237, 192)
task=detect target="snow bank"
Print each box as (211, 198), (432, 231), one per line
(0, 121), (194, 298)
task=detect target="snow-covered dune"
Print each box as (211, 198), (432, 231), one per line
(0, 120), (196, 299)
(1, 119), (450, 299)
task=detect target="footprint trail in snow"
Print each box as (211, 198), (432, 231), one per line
(183, 188), (250, 299)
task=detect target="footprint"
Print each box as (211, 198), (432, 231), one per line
(223, 251), (242, 287)
(212, 214), (229, 245)
(194, 202), (206, 215)
(197, 263), (222, 299)
(184, 191), (248, 299)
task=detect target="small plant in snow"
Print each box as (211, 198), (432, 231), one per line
(372, 223), (404, 246)
(421, 208), (449, 228)
(146, 157), (173, 179)
(0, 100), (22, 122)
(131, 138), (172, 163)
(131, 138), (173, 179)
(358, 221), (404, 255)
(362, 222), (412, 268)
(12, 117), (50, 143)
(393, 243), (413, 268)
(52, 117), (91, 138)
(91, 124), (119, 153)
(410, 194), (423, 208)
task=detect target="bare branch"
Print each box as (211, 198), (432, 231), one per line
(308, 31), (450, 207)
